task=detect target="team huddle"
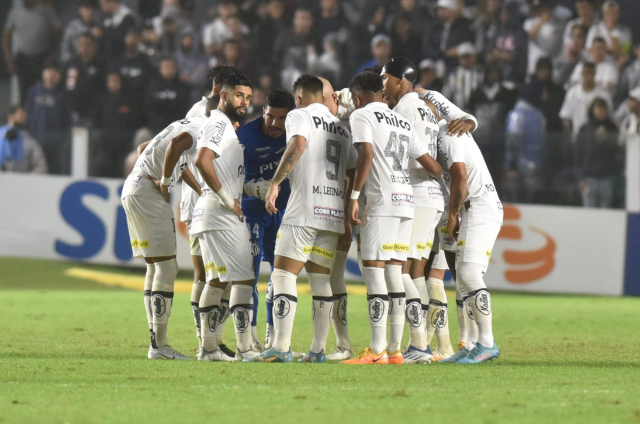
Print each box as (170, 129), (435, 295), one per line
(121, 57), (503, 365)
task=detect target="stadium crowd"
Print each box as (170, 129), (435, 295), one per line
(1, 0), (640, 208)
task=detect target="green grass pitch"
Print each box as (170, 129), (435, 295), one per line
(1, 257), (639, 424)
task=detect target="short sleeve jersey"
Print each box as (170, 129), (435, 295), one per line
(349, 102), (428, 219)
(283, 103), (352, 233)
(191, 110), (246, 232)
(393, 92), (444, 210)
(181, 98), (208, 222)
(122, 117), (202, 199)
(436, 127), (502, 221)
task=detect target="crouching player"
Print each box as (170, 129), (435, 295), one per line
(237, 89), (295, 349)
(122, 113), (208, 360)
(435, 125), (503, 364)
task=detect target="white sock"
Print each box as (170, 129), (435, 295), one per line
(362, 267), (388, 354)
(216, 284), (231, 345)
(308, 272), (333, 353)
(151, 258), (178, 348)
(469, 289), (494, 347)
(271, 269), (298, 352)
(384, 264), (405, 354)
(191, 280), (205, 348)
(330, 251), (350, 349)
(199, 284), (224, 352)
(413, 276), (430, 334)
(402, 273), (427, 350)
(464, 297), (478, 349)
(428, 278), (454, 354)
(144, 263), (155, 347)
(230, 284), (253, 353)
(456, 283), (467, 347)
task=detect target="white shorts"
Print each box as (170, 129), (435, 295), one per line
(455, 214), (502, 272)
(360, 216), (412, 262)
(185, 221), (202, 256)
(408, 207), (442, 260)
(122, 195), (176, 258)
(431, 249), (449, 270)
(434, 212), (457, 253)
(274, 224), (339, 270)
(199, 226), (254, 283)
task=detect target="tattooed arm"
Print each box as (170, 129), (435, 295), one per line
(264, 135), (307, 215)
(447, 162), (468, 241)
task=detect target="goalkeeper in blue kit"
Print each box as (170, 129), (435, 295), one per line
(237, 90), (295, 348)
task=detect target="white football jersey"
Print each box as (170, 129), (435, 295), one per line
(186, 96), (208, 118)
(393, 92), (444, 210)
(181, 98), (209, 221)
(191, 110), (246, 233)
(122, 117), (203, 199)
(349, 102), (428, 219)
(436, 123), (502, 221)
(418, 90), (478, 131)
(283, 103), (353, 233)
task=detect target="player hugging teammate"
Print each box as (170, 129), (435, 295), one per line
(122, 58), (502, 365)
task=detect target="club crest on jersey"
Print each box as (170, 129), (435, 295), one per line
(368, 297), (385, 322)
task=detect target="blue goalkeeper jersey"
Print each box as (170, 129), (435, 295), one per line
(237, 116), (291, 223)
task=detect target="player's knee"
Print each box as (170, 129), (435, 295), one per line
(154, 258), (179, 291)
(456, 262), (486, 294)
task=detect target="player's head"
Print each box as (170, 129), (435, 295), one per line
(219, 72), (253, 122)
(262, 89), (295, 139)
(318, 77), (339, 116)
(348, 71), (384, 110)
(7, 105), (27, 128)
(380, 56), (417, 108)
(207, 65), (240, 95)
(292, 74), (324, 108)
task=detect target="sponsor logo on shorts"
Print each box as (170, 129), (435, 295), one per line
(394, 243), (409, 252)
(131, 240), (150, 248)
(313, 206), (345, 220)
(216, 266), (228, 274)
(475, 292), (491, 316)
(311, 246), (334, 259)
(416, 243), (427, 251)
(428, 187), (443, 196)
(382, 243), (394, 252)
(193, 209), (204, 218)
(497, 202), (503, 210)
(302, 246), (313, 255)
(406, 301), (422, 328)
(189, 236), (196, 247)
(233, 308), (249, 333)
(204, 262), (216, 272)
(337, 296), (347, 325)
(151, 294), (166, 317)
(486, 250), (492, 258)
(391, 193), (414, 203)
(368, 297), (385, 322)
(276, 232), (282, 240)
(439, 226), (447, 233)
(431, 306), (448, 328)
(457, 240), (465, 247)
(427, 241), (433, 250)
(274, 296), (291, 318)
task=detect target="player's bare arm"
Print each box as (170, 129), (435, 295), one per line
(447, 162), (468, 241)
(195, 147), (243, 220)
(264, 135), (306, 215)
(415, 152), (442, 179)
(447, 119), (476, 137)
(180, 168), (201, 196)
(349, 143), (373, 225)
(137, 140), (151, 156)
(340, 167), (356, 244)
(155, 132), (197, 201)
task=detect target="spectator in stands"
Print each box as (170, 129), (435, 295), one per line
(389, 14), (422, 65)
(317, 0), (348, 40)
(560, 61), (613, 136)
(618, 88), (640, 154)
(145, 56), (189, 133)
(569, 37), (618, 93)
(422, 0), (474, 73)
(576, 97), (619, 208)
(202, 1), (248, 57)
(562, 0), (598, 47)
(523, 0), (566, 77)
(176, 30), (207, 104)
(2, 0), (62, 103)
(533, 57), (565, 132)
(615, 42), (640, 107)
(485, 0), (528, 83)
(355, 34), (392, 75)
(157, 14), (180, 56)
(116, 29), (156, 124)
(0, 106), (47, 174)
(443, 42), (483, 111)
(248, 0), (286, 79)
(415, 59), (443, 91)
(64, 33), (106, 126)
(140, 22), (161, 64)
(346, 4), (386, 77)
(471, 0), (502, 54)
(25, 64), (71, 175)
(387, 0), (432, 39)
(468, 62), (518, 182)
(93, 72), (138, 177)
(586, 0), (632, 61)
(60, 0), (102, 63)
(504, 81), (547, 203)
(553, 23), (586, 87)
(216, 39), (245, 73)
(275, 8), (319, 89)
(308, 33), (343, 86)
(100, 0), (138, 62)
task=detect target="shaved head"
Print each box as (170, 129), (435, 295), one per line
(318, 77), (339, 116)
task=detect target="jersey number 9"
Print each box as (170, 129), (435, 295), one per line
(325, 139), (341, 181)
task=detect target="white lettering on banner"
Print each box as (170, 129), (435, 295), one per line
(0, 175), (629, 294)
